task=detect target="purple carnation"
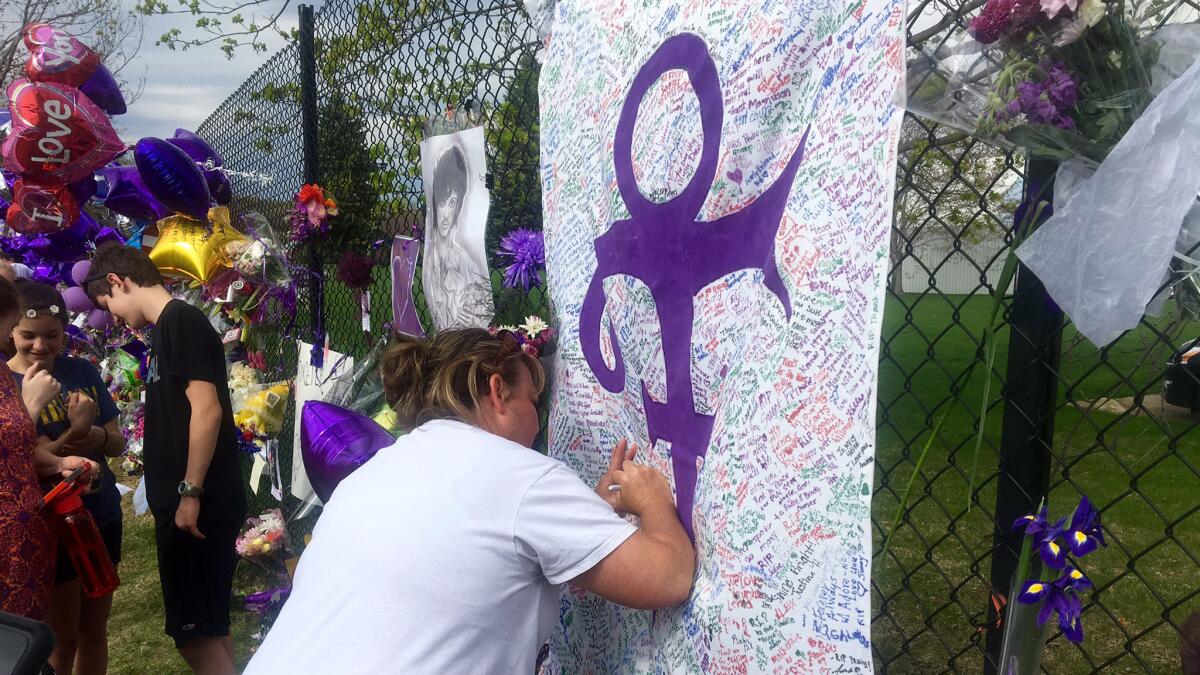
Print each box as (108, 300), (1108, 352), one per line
(336, 250), (374, 290)
(969, 0), (1044, 43)
(498, 228), (545, 291)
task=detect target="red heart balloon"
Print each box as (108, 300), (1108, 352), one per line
(5, 179), (80, 235)
(22, 23), (100, 87)
(2, 79), (124, 185)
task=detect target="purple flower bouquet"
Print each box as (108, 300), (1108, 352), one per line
(904, 0), (1194, 164)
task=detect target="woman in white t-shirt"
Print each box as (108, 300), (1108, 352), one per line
(245, 329), (695, 674)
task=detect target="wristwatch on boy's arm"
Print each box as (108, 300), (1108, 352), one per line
(178, 481), (205, 497)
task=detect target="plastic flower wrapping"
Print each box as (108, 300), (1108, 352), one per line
(202, 213), (299, 356)
(93, 341), (149, 477)
(234, 508), (294, 646)
(236, 509), (289, 558)
(230, 374), (291, 453)
(905, 15), (1200, 345)
(904, 3), (1182, 163)
(322, 337), (399, 434)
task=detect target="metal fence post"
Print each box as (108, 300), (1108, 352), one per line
(298, 3), (324, 356)
(983, 157), (1064, 673)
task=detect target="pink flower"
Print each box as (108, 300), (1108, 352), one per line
(1040, 0), (1078, 18)
(306, 201), (327, 226)
(969, 0), (1045, 43)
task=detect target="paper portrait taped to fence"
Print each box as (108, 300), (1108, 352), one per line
(420, 126), (495, 331)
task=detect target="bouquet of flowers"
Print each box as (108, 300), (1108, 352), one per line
(234, 509), (293, 644)
(289, 184), (339, 243)
(488, 315), (556, 357)
(204, 213), (300, 357)
(904, 10), (1200, 346)
(230, 373), (291, 455)
(120, 409), (144, 476)
(236, 509), (289, 558)
(998, 496), (1106, 673)
(904, 1), (1195, 163)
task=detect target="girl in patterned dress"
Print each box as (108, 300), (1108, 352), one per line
(0, 277), (98, 620)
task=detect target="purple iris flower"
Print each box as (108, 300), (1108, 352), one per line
(1065, 495), (1105, 557)
(1013, 506), (1068, 569)
(1018, 570), (1089, 643)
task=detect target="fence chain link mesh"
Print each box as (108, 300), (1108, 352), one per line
(196, 0), (1200, 670)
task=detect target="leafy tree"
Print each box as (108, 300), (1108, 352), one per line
(891, 116), (1022, 292)
(317, 93), (383, 251)
(1, 0), (145, 103)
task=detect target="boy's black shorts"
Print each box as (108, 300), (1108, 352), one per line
(153, 515), (241, 649)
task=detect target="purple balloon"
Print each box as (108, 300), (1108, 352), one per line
(166, 129), (224, 167)
(86, 309), (111, 330)
(63, 286), (94, 313)
(27, 213), (99, 263)
(69, 177), (98, 204)
(71, 260), (91, 285)
(79, 64), (127, 116)
(100, 165), (169, 223)
(94, 226), (124, 246)
(300, 401), (395, 503)
(134, 138), (210, 221)
(205, 168), (233, 205)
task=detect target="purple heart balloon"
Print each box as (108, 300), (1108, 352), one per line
(79, 64), (126, 116)
(134, 137), (210, 221)
(166, 129), (223, 167)
(300, 401), (395, 503)
(100, 165), (169, 223)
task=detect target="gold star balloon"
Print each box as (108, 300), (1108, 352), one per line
(149, 206), (245, 283)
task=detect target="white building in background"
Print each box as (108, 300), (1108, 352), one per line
(898, 232), (1008, 295)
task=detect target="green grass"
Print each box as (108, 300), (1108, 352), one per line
(872, 293), (1200, 673)
(105, 292), (1199, 672)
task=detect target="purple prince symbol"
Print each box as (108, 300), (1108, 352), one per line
(579, 33), (808, 539)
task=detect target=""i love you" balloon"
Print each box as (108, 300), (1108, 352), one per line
(22, 23), (100, 87)
(2, 79), (124, 185)
(4, 179), (80, 235)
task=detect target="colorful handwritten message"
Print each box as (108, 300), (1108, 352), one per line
(540, 0), (904, 670)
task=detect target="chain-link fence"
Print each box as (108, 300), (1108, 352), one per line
(196, 0), (1200, 671)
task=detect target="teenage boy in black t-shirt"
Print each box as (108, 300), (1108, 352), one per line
(85, 242), (246, 674)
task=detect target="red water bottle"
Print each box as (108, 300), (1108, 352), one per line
(43, 471), (120, 599)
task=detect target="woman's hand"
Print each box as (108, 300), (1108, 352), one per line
(595, 439), (638, 511)
(609, 460), (676, 518)
(21, 361), (60, 419)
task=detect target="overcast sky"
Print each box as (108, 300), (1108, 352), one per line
(116, 0), (309, 142)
